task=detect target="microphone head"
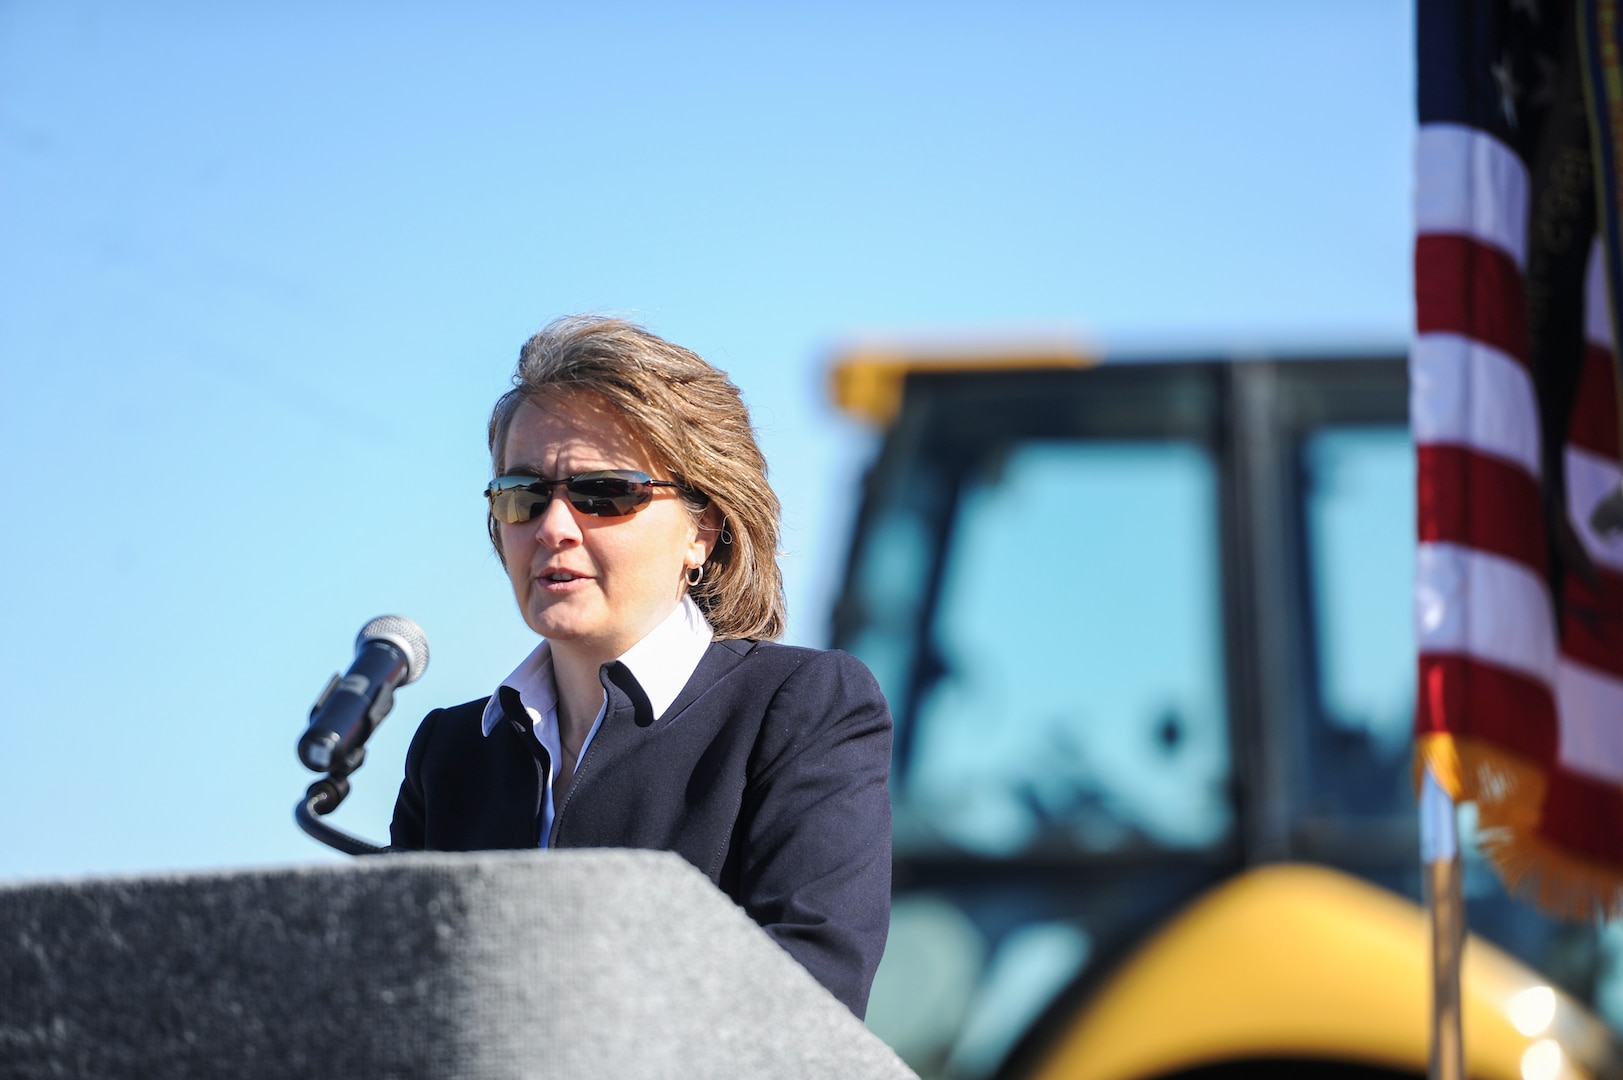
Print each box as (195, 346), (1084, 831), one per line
(357, 615), (430, 685)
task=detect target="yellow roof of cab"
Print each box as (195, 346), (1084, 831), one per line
(828, 336), (1094, 426)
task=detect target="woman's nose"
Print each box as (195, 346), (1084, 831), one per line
(533, 492), (582, 546)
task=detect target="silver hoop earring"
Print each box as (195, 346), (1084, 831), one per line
(686, 564), (704, 586)
(720, 522), (733, 545)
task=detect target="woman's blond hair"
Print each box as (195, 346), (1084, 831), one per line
(488, 315), (786, 641)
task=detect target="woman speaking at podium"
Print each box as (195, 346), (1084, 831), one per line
(389, 315), (892, 1017)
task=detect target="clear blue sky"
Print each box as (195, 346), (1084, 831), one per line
(0, 1), (1413, 880)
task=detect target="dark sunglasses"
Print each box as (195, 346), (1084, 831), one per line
(484, 470), (687, 522)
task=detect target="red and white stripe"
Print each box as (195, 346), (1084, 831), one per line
(1414, 121), (1623, 806)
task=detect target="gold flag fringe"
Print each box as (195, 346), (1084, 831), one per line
(1416, 733), (1623, 922)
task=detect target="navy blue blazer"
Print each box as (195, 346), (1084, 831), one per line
(389, 638), (893, 1017)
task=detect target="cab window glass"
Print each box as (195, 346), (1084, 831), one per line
(1300, 425), (1415, 821)
(849, 505), (933, 713)
(900, 439), (1232, 856)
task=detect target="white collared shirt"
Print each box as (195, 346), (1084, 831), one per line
(480, 594), (715, 846)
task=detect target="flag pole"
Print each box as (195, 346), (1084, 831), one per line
(1421, 765), (1465, 1080)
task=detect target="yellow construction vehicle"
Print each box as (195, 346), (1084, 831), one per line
(828, 346), (1623, 1079)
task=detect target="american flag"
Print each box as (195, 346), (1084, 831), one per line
(1415, 0), (1623, 915)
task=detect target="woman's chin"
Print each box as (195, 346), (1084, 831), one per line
(529, 615), (584, 643)
(525, 602), (604, 649)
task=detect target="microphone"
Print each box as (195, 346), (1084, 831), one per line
(298, 615), (429, 774)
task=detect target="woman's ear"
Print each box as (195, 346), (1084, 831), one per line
(489, 514), (505, 561)
(690, 503), (724, 567)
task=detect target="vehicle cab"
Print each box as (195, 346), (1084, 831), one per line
(827, 348), (1623, 1080)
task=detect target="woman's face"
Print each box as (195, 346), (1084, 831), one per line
(496, 393), (712, 663)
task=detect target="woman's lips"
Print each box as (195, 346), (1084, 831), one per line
(538, 568), (590, 591)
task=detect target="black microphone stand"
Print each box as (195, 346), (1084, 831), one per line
(295, 770), (390, 857)
(295, 679), (390, 857)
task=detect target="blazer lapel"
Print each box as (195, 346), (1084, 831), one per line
(657, 639), (754, 728)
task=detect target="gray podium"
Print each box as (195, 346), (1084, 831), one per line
(0, 849), (917, 1079)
